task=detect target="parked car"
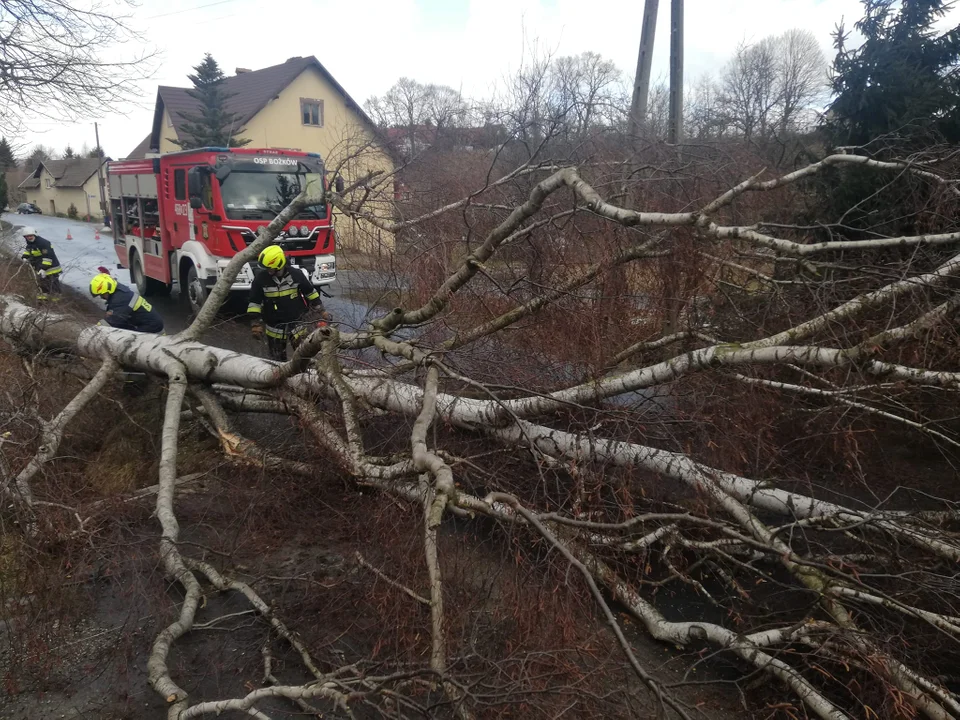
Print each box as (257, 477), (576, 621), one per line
(17, 203), (41, 215)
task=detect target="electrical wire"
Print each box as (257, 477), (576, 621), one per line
(146, 0), (237, 20)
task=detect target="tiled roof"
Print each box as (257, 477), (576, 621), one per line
(18, 157), (106, 188)
(163, 56), (311, 132)
(126, 134), (153, 160)
(42, 160), (68, 180)
(55, 157), (104, 187)
(135, 56), (378, 157)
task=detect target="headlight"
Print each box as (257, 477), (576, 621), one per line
(287, 225), (299, 237)
(320, 264), (329, 271)
(300, 225), (310, 236)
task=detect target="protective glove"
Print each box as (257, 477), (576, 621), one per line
(250, 321), (264, 339)
(37, 270), (47, 279)
(304, 307), (331, 327)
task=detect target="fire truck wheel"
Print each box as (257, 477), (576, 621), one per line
(130, 252), (149, 296)
(186, 264), (208, 316)
(130, 251), (171, 298)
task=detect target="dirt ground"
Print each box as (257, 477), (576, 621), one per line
(0, 452), (746, 720)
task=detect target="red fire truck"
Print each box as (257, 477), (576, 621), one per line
(106, 147), (337, 313)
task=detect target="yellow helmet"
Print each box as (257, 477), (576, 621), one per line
(90, 273), (117, 297)
(258, 245), (286, 270)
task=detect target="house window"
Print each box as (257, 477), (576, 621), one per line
(45, 178), (52, 189)
(174, 169), (186, 200)
(301, 98), (323, 127)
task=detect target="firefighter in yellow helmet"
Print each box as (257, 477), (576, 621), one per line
(248, 245), (330, 361)
(90, 273), (165, 333)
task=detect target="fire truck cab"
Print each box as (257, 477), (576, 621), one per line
(107, 147), (337, 313)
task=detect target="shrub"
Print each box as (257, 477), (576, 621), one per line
(67, 203), (78, 219)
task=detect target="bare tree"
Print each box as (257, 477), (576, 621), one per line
(366, 77), (433, 156)
(550, 51), (627, 137)
(718, 29), (827, 138)
(365, 78), (471, 158)
(685, 74), (729, 139)
(775, 28), (828, 133)
(493, 45), (558, 153)
(424, 83), (470, 132)
(644, 79), (671, 138)
(719, 37), (781, 138)
(0, 0), (155, 136)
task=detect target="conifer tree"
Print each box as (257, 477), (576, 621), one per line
(825, 0), (960, 146)
(0, 138), (16, 170)
(170, 54), (250, 149)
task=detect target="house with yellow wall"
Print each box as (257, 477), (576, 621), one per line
(127, 56), (395, 254)
(19, 158), (108, 219)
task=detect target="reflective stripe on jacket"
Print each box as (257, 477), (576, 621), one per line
(104, 282), (164, 333)
(264, 322), (312, 340)
(247, 267), (322, 326)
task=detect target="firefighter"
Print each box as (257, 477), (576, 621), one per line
(89, 273), (165, 333)
(20, 227), (62, 300)
(248, 245), (330, 361)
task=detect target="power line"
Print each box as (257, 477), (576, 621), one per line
(146, 0), (236, 20)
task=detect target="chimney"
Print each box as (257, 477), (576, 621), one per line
(235, 67), (251, 75)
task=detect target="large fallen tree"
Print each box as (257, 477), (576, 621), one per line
(3, 147), (960, 719)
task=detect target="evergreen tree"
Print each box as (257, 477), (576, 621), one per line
(824, 0), (960, 147)
(0, 138), (16, 170)
(0, 172), (8, 212)
(87, 146), (104, 159)
(25, 145), (51, 172)
(170, 54), (250, 149)
(63, 145), (76, 159)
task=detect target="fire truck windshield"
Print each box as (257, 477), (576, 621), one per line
(219, 171), (328, 221)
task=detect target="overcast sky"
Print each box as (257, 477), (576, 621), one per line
(18, 0), (960, 160)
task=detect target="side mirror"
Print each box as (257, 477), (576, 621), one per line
(335, 175), (344, 193)
(189, 197), (203, 210)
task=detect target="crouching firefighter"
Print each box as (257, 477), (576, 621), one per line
(248, 245), (330, 361)
(89, 273), (165, 333)
(20, 227), (62, 300)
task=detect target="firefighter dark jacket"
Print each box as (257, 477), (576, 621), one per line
(103, 282), (164, 333)
(247, 266), (323, 329)
(22, 235), (62, 275)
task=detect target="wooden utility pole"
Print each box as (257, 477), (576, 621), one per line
(94, 122), (107, 223)
(628, 0), (660, 136)
(668, 0), (684, 144)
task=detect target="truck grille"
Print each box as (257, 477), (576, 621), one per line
(238, 232), (319, 252)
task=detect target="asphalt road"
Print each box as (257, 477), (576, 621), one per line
(1, 212), (382, 356)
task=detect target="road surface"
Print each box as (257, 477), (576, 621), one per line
(1, 212), (381, 355)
